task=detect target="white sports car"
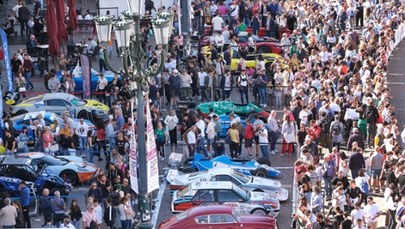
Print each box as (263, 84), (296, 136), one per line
(166, 167), (288, 201)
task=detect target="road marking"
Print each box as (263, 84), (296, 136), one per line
(273, 166), (294, 169)
(151, 180), (167, 227)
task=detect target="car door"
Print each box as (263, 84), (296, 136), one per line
(44, 99), (69, 116)
(216, 190), (244, 203)
(208, 214), (239, 229)
(191, 190), (215, 206)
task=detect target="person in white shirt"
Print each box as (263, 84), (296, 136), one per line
(164, 109), (179, 147)
(93, 200), (103, 228)
(75, 118), (89, 154)
(363, 196), (380, 229)
(350, 202), (366, 224)
(298, 106), (312, 126)
(60, 217), (76, 228)
(206, 116), (216, 155)
(97, 73), (108, 103)
(185, 125), (197, 157)
(211, 14), (224, 32)
(195, 115), (208, 157)
(198, 69), (208, 101)
(214, 32), (224, 52)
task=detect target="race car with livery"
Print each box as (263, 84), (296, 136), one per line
(0, 156), (72, 196)
(0, 152), (98, 186)
(171, 181), (280, 217)
(229, 52), (286, 72)
(184, 153), (281, 178)
(56, 68), (117, 92)
(166, 167), (288, 201)
(11, 111), (95, 145)
(196, 101), (270, 120)
(159, 205), (278, 229)
(9, 93), (109, 124)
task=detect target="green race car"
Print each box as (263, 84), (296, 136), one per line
(196, 101), (270, 119)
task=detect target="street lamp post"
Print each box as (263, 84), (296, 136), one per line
(95, 1), (173, 228)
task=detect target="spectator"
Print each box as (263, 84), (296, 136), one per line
(47, 73), (61, 93)
(349, 148), (366, 180)
(51, 191), (66, 227)
(118, 197), (134, 229)
(0, 198), (17, 228)
(87, 182), (103, 204)
(68, 199), (82, 229)
(39, 188), (52, 224)
(155, 121), (168, 160)
(281, 114), (297, 156)
(82, 204), (97, 229)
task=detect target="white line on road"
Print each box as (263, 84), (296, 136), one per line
(151, 180), (167, 227)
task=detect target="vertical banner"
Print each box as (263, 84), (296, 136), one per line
(145, 99), (160, 193)
(80, 54), (91, 98)
(0, 29), (13, 93)
(129, 99), (139, 194)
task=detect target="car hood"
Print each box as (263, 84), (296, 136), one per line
(251, 177), (281, 189)
(83, 100), (109, 112)
(249, 191), (271, 201)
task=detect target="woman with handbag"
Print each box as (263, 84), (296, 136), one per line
(281, 114), (297, 156)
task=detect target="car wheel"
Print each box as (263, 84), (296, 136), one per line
(60, 170), (79, 186)
(180, 167), (197, 173)
(258, 46), (271, 53)
(256, 157), (271, 167)
(15, 110), (28, 116)
(251, 208), (267, 215)
(253, 168), (268, 177)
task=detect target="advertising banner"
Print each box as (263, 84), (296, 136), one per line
(145, 100), (159, 193)
(80, 54), (91, 98)
(129, 99), (139, 194)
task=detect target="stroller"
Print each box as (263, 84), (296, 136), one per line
(4, 18), (17, 36)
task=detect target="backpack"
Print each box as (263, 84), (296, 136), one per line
(332, 122), (341, 136)
(319, 118), (330, 134)
(360, 179), (369, 196)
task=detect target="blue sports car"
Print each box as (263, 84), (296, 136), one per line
(56, 68), (117, 92)
(187, 154), (281, 178)
(10, 111), (95, 145)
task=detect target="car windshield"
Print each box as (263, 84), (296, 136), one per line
(40, 155), (69, 165)
(67, 96), (87, 106)
(231, 170), (250, 184)
(233, 184), (249, 200)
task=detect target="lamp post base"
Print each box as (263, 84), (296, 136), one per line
(137, 193), (153, 229)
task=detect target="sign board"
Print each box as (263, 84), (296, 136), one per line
(145, 99), (159, 193)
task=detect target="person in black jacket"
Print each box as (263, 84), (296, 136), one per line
(68, 199), (82, 229)
(87, 182), (103, 204)
(39, 188), (52, 225)
(104, 197), (115, 229)
(348, 147), (365, 180)
(18, 1), (30, 36)
(364, 98), (379, 148)
(347, 128), (365, 151)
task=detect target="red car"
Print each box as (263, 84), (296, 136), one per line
(158, 205), (278, 229)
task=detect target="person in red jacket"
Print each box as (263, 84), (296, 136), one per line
(306, 120), (321, 145)
(244, 118), (254, 157)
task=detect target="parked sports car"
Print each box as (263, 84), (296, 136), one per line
(10, 93), (109, 124)
(166, 167), (288, 201)
(56, 68), (117, 92)
(229, 52), (285, 72)
(0, 152), (98, 185)
(0, 155), (72, 196)
(196, 101), (270, 119)
(159, 205), (278, 229)
(186, 154), (281, 178)
(171, 181), (280, 216)
(11, 111), (95, 145)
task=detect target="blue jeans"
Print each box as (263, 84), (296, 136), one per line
(197, 138), (208, 157)
(239, 86), (249, 104)
(121, 219), (131, 229)
(269, 131), (279, 151)
(78, 136), (87, 153)
(88, 147), (94, 163)
(72, 219), (80, 229)
(323, 176), (334, 197)
(24, 71), (32, 89)
(109, 137), (116, 151)
(258, 87), (267, 105)
(222, 90), (231, 100)
(260, 144), (269, 158)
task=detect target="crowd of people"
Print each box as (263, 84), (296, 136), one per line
(0, 0), (405, 228)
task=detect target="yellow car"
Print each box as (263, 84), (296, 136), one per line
(230, 52), (286, 72)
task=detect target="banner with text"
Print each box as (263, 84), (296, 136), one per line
(129, 99), (139, 194)
(145, 100), (160, 193)
(80, 54), (91, 99)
